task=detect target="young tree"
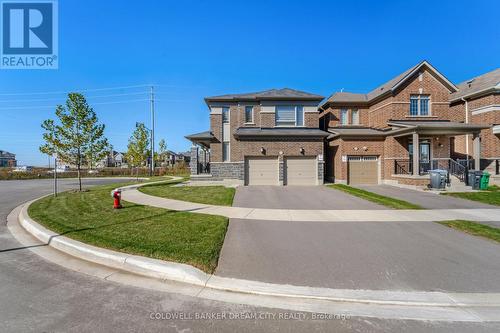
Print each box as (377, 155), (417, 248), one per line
(84, 111), (111, 170)
(157, 138), (167, 166)
(40, 93), (109, 191)
(126, 122), (150, 171)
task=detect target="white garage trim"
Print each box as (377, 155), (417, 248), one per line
(245, 157), (279, 186)
(285, 157), (317, 186)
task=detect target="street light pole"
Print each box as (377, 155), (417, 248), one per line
(150, 85), (155, 176)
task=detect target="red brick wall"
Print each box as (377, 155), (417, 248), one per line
(233, 140), (323, 161)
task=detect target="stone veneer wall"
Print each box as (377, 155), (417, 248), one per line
(210, 162), (244, 180)
(189, 146), (198, 175)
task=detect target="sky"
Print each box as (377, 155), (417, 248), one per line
(0, 0), (499, 166)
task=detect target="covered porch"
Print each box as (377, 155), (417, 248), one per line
(185, 131), (215, 177)
(388, 121), (489, 184)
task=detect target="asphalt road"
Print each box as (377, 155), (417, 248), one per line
(1, 179), (499, 332)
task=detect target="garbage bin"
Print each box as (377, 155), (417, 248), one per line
(480, 171), (490, 190)
(429, 169), (447, 189)
(471, 171), (483, 190)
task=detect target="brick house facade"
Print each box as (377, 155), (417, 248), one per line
(187, 61), (499, 187)
(187, 89), (327, 185)
(319, 61), (493, 186)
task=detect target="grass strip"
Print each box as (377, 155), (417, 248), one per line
(442, 185), (500, 206)
(140, 182), (235, 206)
(328, 184), (424, 209)
(438, 220), (500, 243)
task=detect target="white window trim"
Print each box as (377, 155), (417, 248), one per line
(222, 106), (230, 123)
(409, 95), (432, 116)
(275, 105), (305, 127)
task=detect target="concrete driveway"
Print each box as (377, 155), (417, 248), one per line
(233, 186), (385, 210)
(216, 218), (500, 292)
(356, 184), (496, 209)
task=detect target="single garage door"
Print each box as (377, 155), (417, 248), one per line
(245, 157), (279, 185)
(348, 156), (379, 185)
(285, 157), (317, 185)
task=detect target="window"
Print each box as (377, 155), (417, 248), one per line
(222, 107), (229, 123)
(351, 109), (359, 125)
(409, 95), (430, 116)
(275, 105), (304, 126)
(340, 109), (348, 125)
(222, 142), (230, 162)
(244, 106), (253, 123)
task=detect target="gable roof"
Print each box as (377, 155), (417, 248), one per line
(450, 68), (500, 102)
(320, 60), (458, 109)
(205, 88), (324, 103)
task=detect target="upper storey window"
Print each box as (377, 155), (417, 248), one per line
(244, 106), (253, 123)
(351, 109), (359, 125)
(410, 95), (430, 116)
(340, 109), (348, 125)
(222, 107), (230, 123)
(276, 105), (304, 126)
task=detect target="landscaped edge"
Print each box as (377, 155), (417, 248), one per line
(14, 198), (500, 310)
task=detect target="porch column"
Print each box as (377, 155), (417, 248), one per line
(412, 132), (419, 176)
(473, 133), (481, 170)
(189, 145), (199, 175)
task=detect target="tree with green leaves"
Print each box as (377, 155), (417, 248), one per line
(40, 93), (110, 191)
(157, 138), (167, 166)
(126, 122), (150, 170)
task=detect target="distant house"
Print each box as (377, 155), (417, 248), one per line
(0, 150), (16, 167)
(97, 151), (128, 168)
(158, 150), (190, 167)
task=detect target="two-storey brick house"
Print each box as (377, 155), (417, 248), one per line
(450, 68), (500, 175)
(186, 88), (328, 185)
(319, 60), (489, 186)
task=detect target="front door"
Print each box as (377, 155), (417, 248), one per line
(409, 140), (431, 173)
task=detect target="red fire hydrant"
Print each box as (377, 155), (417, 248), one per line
(112, 189), (122, 209)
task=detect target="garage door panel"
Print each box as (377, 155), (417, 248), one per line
(348, 156), (378, 185)
(246, 157), (278, 185)
(285, 157), (316, 186)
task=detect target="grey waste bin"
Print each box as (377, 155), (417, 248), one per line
(429, 169), (447, 189)
(471, 170), (483, 190)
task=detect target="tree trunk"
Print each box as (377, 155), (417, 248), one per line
(77, 163), (82, 191)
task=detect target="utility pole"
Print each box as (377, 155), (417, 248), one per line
(150, 85), (155, 176)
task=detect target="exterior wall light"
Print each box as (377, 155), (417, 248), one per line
(363, 146), (368, 151)
(353, 147), (359, 151)
(260, 147), (266, 155)
(299, 147), (305, 155)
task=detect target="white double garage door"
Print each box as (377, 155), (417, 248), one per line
(245, 156), (317, 186)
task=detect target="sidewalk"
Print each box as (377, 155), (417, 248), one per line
(8, 202), (500, 322)
(120, 186), (500, 222)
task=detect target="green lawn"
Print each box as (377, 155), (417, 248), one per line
(139, 183), (236, 206)
(438, 220), (500, 243)
(28, 182), (228, 273)
(327, 184), (424, 209)
(442, 185), (500, 206)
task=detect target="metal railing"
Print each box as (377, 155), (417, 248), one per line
(197, 162), (210, 174)
(394, 158), (468, 183)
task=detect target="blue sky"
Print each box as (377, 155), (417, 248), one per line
(1, 0), (499, 166)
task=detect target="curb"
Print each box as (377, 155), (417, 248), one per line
(15, 199), (500, 312)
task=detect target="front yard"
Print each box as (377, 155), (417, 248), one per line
(442, 185), (500, 206)
(28, 182), (228, 273)
(139, 183), (236, 206)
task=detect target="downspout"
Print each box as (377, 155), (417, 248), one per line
(461, 97), (469, 164)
